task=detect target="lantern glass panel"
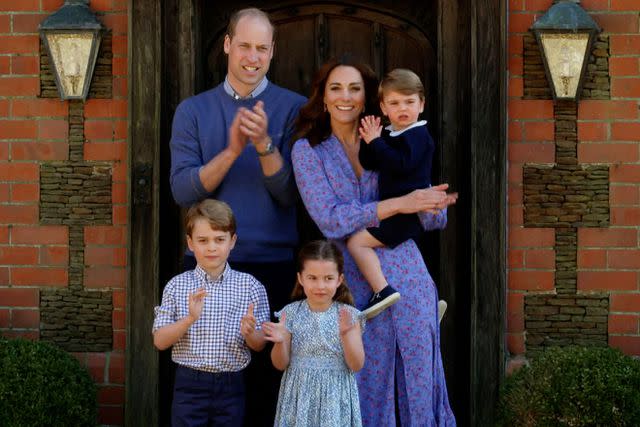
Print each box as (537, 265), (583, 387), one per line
(46, 31), (95, 98)
(539, 32), (590, 99)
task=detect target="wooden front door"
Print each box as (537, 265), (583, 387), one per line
(129, 0), (505, 425)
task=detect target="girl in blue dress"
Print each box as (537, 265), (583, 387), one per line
(262, 240), (365, 427)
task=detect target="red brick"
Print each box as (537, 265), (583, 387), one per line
(84, 266), (126, 288)
(112, 57), (127, 75)
(509, 205), (524, 226)
(611, 164), (640, 183)
(112, 309), (125, 330)
(0, 0), (39, 11)
(507, 332), (526, 355)
(524, 0), (552, 11)
(0, 246), (38, 265)
(0, 143), (8, 160)
(98, 385), (125, 405)
(525, 122), (555, 142)
(0, 76), (38, 96)
(90, 0), (114, 12)
(509, 77), (524, 97)
(39, 246), (68, 265)
(507, 291), (525, 332)
(12, 225), (67, 244)
(593, 13), (639, 33)
(608, 249), (640, 269)
(578, 271), (637, 291)
(509, 13), (535, 33)
(112, 182), (126, 204)
(612, 78), (640, 98)
(111, 35), (127, 55)
(577, 122), (608, 141)
(87, 352), (106, 382)
(506, 358), (528, 377)
(508, 184), (523, 205)
(11, 56), (39, 75)
(0, 56), (9, 74)
(509, 35), (523, 55)
(84, 120), (114, 141)
(610, 293), (640, 312)
(579, 227), (637, 247)
(98, 405), (124, 426)
(610, 35), (640, 55)
(0, 205), (38, 224)
(101, 14), (127, 35)
(508, 270), (555, 291)
(12, 267), (67, 286)
(578, 249), (607, 268)
(0, 120), (37, 139)
(509, 99), (554, 120)
(113, 77), (127, 97)
(0, 35), (39, 54)
(41, 0), (64, 11)
(609, 57), (640, 77)
(581, 0), (609, 10)
(11, 309), (39, 328)
(0, 288), (38, 307)
(11, 183), (38, 202)
(112, 161), (127, 181)
(113, 330), (125, 350)
(113, 0), (127, 12)
(611, 185), (640, 205)
(0, 308), (8, 327)
(1, 330), (38, 340)
(0, 184), (9, 203)
(85, 226), (125, 245)
(108, 351), (125, 384)
(508, 141), (555, 162)
(112, 205), (126, 225)
(509, 55), (524, 76)
(611, 122), (640, 142)
(84, 142), (126, 161)
(112, 289), (125, 309)
(609, 335), (640, 357)
(609, 314), (639, 334)
(0, 267), (9, 284)
(611, 0), (640, 10)
(12, 99), (68, 118)
(0, 162), (38, 180)
(0, 15), (9, 33)
(577, 100), (638, 120)
(38, 119), (68, 140)
(12, 14), (47, 33)
(578, 142), (638, 163)
(114, 120), (127, 139)
(0, 226), (8, 244)
(11, 142), (68, 161)
(0, 100), (8, 117)
(510, 227), (555, 247)
(525, 249), (555, 269)
(84, 99), (128, 119)
(611, 207), (640, 226)
(85, 247), (118, 266)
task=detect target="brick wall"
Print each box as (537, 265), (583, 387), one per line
(0, 0), (128, 425)
(508, 0), (640, 370)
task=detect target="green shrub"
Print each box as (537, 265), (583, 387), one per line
(497, 346), (640, 427)
(0, 338), (97, 426)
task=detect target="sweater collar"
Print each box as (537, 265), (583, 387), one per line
(223, 76), (269, 100)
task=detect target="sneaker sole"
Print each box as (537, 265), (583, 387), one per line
(363, 293), (401, 319)
(438, 300), (447, 324)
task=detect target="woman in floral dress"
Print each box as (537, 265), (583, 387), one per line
(291, 58), (457, 426)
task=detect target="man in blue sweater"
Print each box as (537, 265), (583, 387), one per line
(169, 7), (306, 426)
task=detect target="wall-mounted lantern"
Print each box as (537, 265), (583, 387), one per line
(531, 0), (600, 101)
(39, 0), (103, 101)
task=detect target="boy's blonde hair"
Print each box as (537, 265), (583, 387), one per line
(185, 199), (236, 237)
(378, 68), (425, 101)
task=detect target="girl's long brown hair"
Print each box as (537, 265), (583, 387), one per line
(291, 240), (354, 306)
(293, 56), (380, 147)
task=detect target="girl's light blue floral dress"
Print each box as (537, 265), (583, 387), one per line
(273, 300), (364, 427)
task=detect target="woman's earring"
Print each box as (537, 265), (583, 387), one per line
(323, 103), (327, 112)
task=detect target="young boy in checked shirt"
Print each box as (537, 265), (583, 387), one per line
(153, 199), (270, 426)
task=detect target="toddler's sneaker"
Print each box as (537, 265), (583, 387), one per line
(438, 300), (447, 324)
(362, 286), (400, 319)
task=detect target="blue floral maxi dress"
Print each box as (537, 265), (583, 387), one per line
(273, 300), (363, 427)
(292, 136), (456, 427)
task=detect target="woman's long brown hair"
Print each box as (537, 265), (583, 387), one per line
(293, 56), (380, 147)
(291, 240), (355, 306)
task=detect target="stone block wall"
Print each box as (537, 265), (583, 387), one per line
(508, 1), (640, 370)
(0, 0), (128, 425)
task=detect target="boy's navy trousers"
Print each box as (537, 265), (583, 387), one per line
(171, 365), (245, 427)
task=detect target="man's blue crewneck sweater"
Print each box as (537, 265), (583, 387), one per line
(170, 82), (306, 262)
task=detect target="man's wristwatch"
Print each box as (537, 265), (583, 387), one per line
(256, 138), (275, 156)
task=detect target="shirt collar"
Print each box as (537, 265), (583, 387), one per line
(385, 119), (427, 137)
(223, 76), (269, 100)
(194, 263), (231, 284)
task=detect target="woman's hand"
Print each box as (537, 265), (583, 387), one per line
(396, 184), (451, 214)
(263, 313), (291, 343)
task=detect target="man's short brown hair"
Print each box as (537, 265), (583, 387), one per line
(378, 68), (425, 101)
(226, 7), (275, 42)
(185, 199), (236, 237)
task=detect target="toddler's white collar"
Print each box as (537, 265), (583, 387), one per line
(385, 120), (427, 137)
